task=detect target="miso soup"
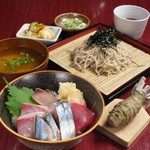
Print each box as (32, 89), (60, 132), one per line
(0, 47), (45, 73)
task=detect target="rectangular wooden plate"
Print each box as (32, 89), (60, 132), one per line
(48, 23), (150, 102)
(96, 99), (150, 147)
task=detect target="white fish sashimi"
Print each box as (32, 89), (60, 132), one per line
(32, 88), (57, 107)
(32, 88), (58, 119)
(55, 101), (75, 140)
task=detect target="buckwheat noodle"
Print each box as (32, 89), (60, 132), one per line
(71, 41), (132, 76)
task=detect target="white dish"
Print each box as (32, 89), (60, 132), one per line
(16, 23), (62, 45)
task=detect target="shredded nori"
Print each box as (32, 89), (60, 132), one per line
(87, 28), (119, 56)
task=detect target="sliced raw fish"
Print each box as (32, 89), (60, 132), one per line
(32, 88), (57, 107)
(55, 101), (75, 140)
(17, 112), (45, 138)
(45, 113), (61, 140)
(70, 102), (95, 134)
(35, 115), (53, 141)
(32, 88), (58, 119)
(21, 103), (49, 115)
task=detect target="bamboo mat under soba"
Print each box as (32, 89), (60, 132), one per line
(49, 32), (150, 95)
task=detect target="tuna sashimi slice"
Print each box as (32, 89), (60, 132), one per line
(70, 102), (95, 134)
(17, 112), (45, 138)
(21, 103), (50, 115)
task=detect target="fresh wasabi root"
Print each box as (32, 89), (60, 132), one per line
(107, 76), (150, 127)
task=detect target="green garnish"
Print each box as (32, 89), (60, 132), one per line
(4, 78), (37, 116)
(1, 52), (35, 72)
(87, 28), (119, 56)
(64, 18), (86, 29)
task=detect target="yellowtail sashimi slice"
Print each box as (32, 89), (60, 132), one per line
(17, 112), (45, 138)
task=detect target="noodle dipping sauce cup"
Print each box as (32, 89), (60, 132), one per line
(114, 5), (150, 39)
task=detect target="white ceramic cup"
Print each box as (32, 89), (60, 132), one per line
(114, 5), (150, 39)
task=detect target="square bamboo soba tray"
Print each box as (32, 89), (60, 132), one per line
(48, 23), (150, 101)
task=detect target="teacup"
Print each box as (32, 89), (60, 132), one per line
(114, 5), (150, 39)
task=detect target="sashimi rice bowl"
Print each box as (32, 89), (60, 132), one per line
(0, 70), (104, 150)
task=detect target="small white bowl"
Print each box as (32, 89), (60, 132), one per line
(16, 23), (62, 45)
(114, 5), (150, 39)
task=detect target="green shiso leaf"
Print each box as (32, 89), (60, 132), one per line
(4, 78), (37, 117)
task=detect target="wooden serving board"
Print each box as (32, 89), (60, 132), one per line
(49, 30), (150, 96)
(96, 99), (150, 147)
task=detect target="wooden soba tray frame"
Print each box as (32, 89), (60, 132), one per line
(48, 23), (150, 103)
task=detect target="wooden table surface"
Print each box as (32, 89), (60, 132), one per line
(0, 0), (150, 150)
